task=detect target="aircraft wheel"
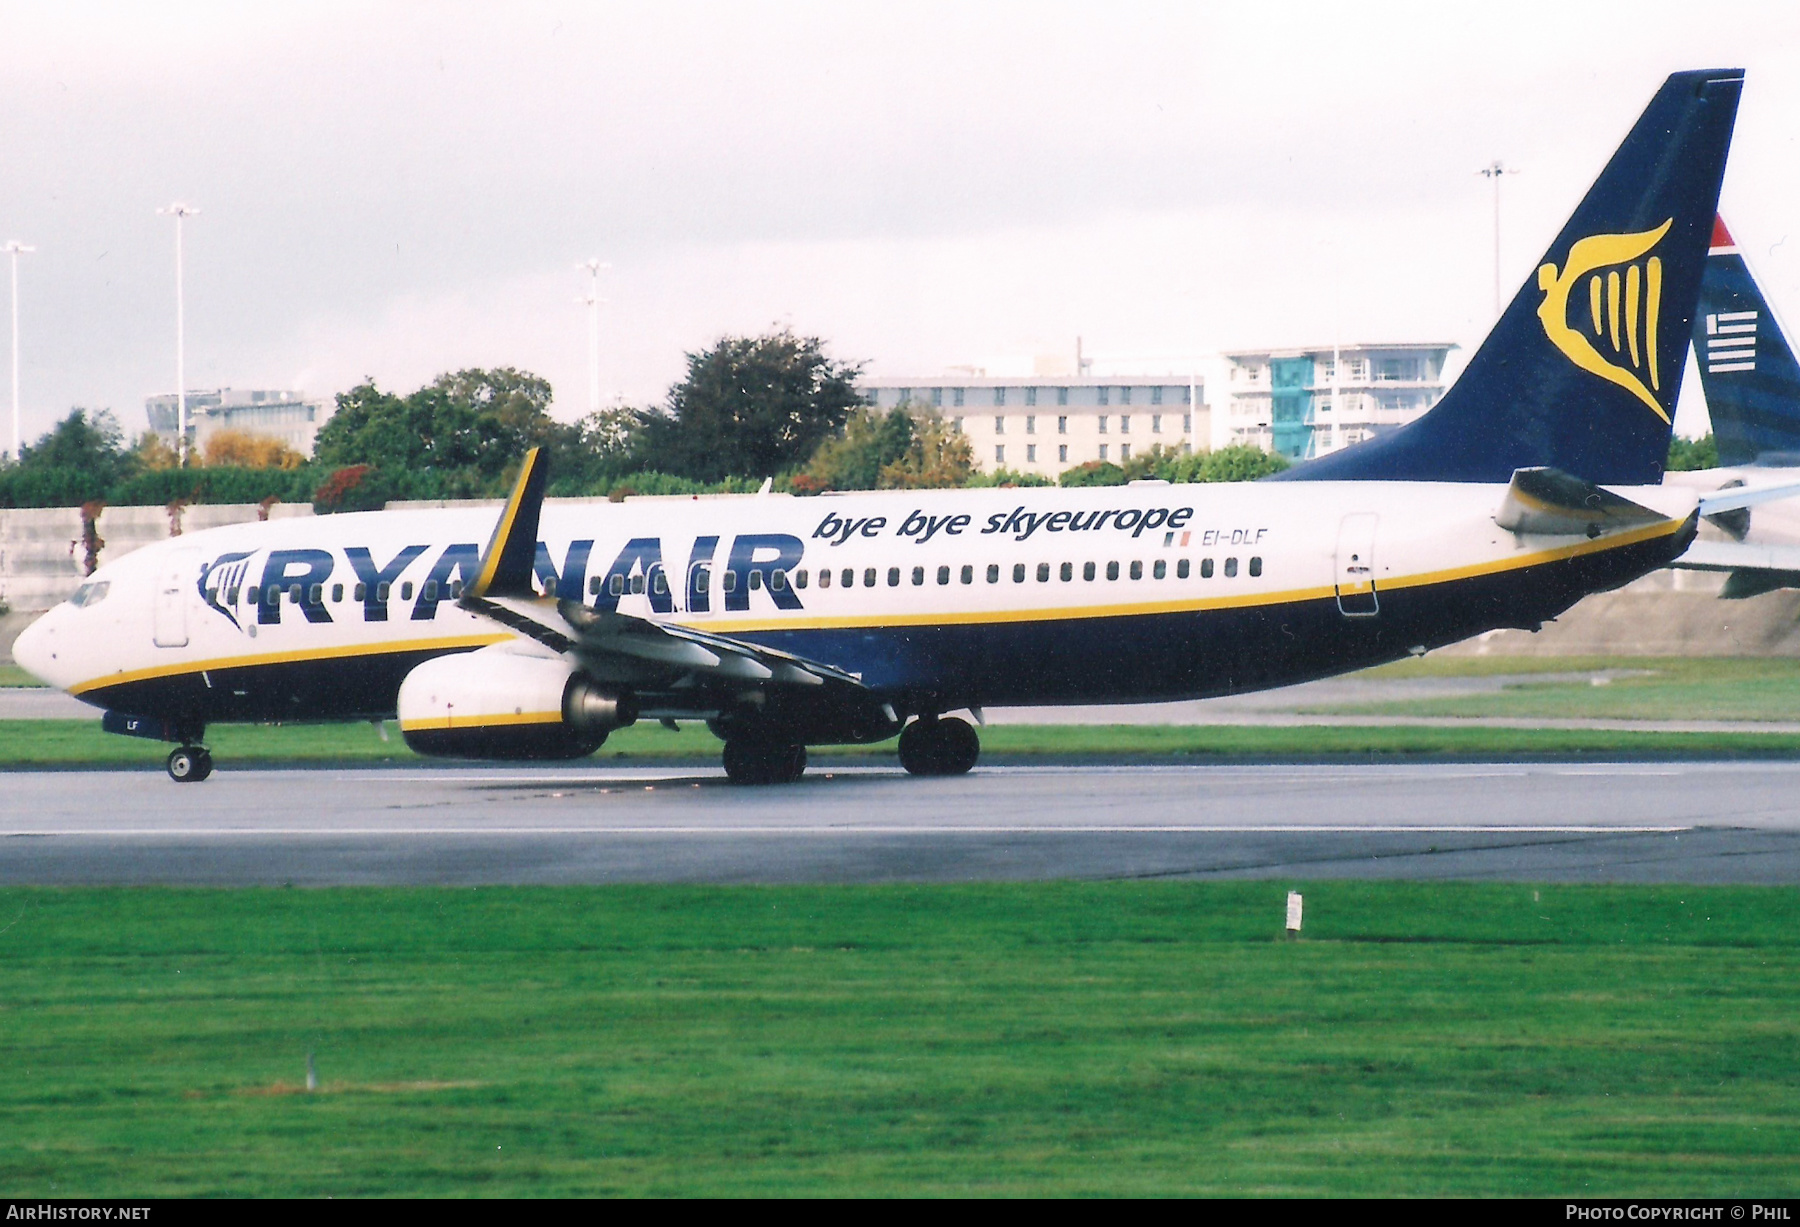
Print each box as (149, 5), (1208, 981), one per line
(936, 718), (980, 775)
(899, 717), (978, 776)
(722, 738), (807, 785)
(167, 746), (211, 783)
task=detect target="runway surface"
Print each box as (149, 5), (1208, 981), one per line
(5, 761), (1800, 885)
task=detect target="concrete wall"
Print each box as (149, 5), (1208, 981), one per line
(1, 503), (315, 616)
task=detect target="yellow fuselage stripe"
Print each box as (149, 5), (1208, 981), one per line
(400, 711), (563, 732)
(69, 633), (510, 697)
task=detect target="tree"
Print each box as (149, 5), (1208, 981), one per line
(1667, 433), (1718, 472)
(1196, 443), (1289, 482)
(640, 330), (864, 482)
(202, 429), (305, 470)
(311, 368), (570, 497)
(803, 406), (918, 490)
(1059, 460), (1127, 488)
(877, 409), (975, 489)
(0, 409), (139, 507)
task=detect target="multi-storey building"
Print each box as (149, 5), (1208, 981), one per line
(145, 388), (327, 458)
(859, 376), (1207, 479)
(1222, 342), (1456, 461)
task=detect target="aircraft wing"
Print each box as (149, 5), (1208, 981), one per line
(457, 448), (878, 704)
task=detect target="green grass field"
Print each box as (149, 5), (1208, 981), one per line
(0, 664), (39, 687)
(3, 883), (1797, 1196)
(1337, 656), (1800, 723)
(4, 717), (1800, 769)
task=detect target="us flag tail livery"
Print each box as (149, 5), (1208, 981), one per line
(1691, 216), (1800, 467)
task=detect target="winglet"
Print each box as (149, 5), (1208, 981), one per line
(466, 448), (548, 600)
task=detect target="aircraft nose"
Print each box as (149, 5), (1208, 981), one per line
(11, 609), (61, 688)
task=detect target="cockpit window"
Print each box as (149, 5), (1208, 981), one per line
(68, 581), (110, 608)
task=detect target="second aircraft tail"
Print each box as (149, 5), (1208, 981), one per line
(1692, 216), (1800, 467)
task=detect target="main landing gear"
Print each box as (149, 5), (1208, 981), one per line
(898, 716), (980, 777)
(722, 737), (808, 786)
(166, 745), (213, 783)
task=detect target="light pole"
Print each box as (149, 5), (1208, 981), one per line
(1477, 162), (1519, 320)
(576, 259), (610, 415)
(3, 240), (32, 463)
(158, 202), (200, 464)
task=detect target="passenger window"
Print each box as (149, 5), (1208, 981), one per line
(451, 580), (463, 599)
(865, 568), (877, 587)
(590, 575), (602, 595)
(1106, 561), (1119, 581)
(1129, 561), (1143, 580)
(1249, 556), (1262, 577)
(289, 584), (303, 604)
(1224, 557), (1238, 577)
(1083, 561), (1096, 581)
(960, 565), (973, 585)
(796, 569), (808, 589)
(378, 581), (391, 601)
(423, 581), (438, 602)
(401, 582), (414, 601)
(937, 565), (950, 585)
(633, 574), (647, 594)
(1177, 559), (1190, 579)
(331, 583), (343, 603)
(816, 568), (829, 589)
(695, 567), (711, 594)
(887, 567), (900, 587)
(658, 570), (673, 594)
(609, 574), (625, 596)
(228, 586), (240, 605)
(1200, 559), (1214, 579)
(912, 566), (925, 586)
(987, 564), (1000, 584)
(1013, 563), (1026, 583)
(748, 570), (762, 591)
(1036, 562), (1049, 582)
(1060, 562), (1072, 581)
(310, 583), (324, 604)
(1153, 560), (1166, 580)
(722, 571), (738, 593)
(843, 568), (855, 588)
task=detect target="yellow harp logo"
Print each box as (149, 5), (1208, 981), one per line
(1536, 219), (1673, 424)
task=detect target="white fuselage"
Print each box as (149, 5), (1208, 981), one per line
(14, 479), (1699, 727)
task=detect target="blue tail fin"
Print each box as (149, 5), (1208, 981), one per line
(1277, 69), (1743, 485)
(1692, 216), (1800, 466)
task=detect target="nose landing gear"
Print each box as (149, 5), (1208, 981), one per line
(166, 745), (213, 783)
(897, 716), (980, 776)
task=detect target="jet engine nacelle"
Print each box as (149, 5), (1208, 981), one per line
(396, 649), (637, 760)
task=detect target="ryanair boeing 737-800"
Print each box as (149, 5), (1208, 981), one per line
(13, 69), (1785, 784)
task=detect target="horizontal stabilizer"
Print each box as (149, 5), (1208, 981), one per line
(465, 448), (549, 601)
(1671, 539), (1800, 573)
(1695, 479), (1800, 517)
(1495, 467), (1670, 536)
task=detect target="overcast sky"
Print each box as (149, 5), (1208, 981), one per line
(5, 0), (1800, 444)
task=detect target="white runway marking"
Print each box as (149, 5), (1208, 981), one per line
(2, 825), (1693, 837)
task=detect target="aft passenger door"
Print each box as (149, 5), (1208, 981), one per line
(153, 550), (199, 648)
(1334, 514), (1379, 617)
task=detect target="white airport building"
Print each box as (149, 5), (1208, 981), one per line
(145, 388), (327, 458)
(1221, 342), (1456, 461)
(860, 375), (1206, 480)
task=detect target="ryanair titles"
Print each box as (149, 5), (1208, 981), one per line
(199, 498), (1259, 631)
